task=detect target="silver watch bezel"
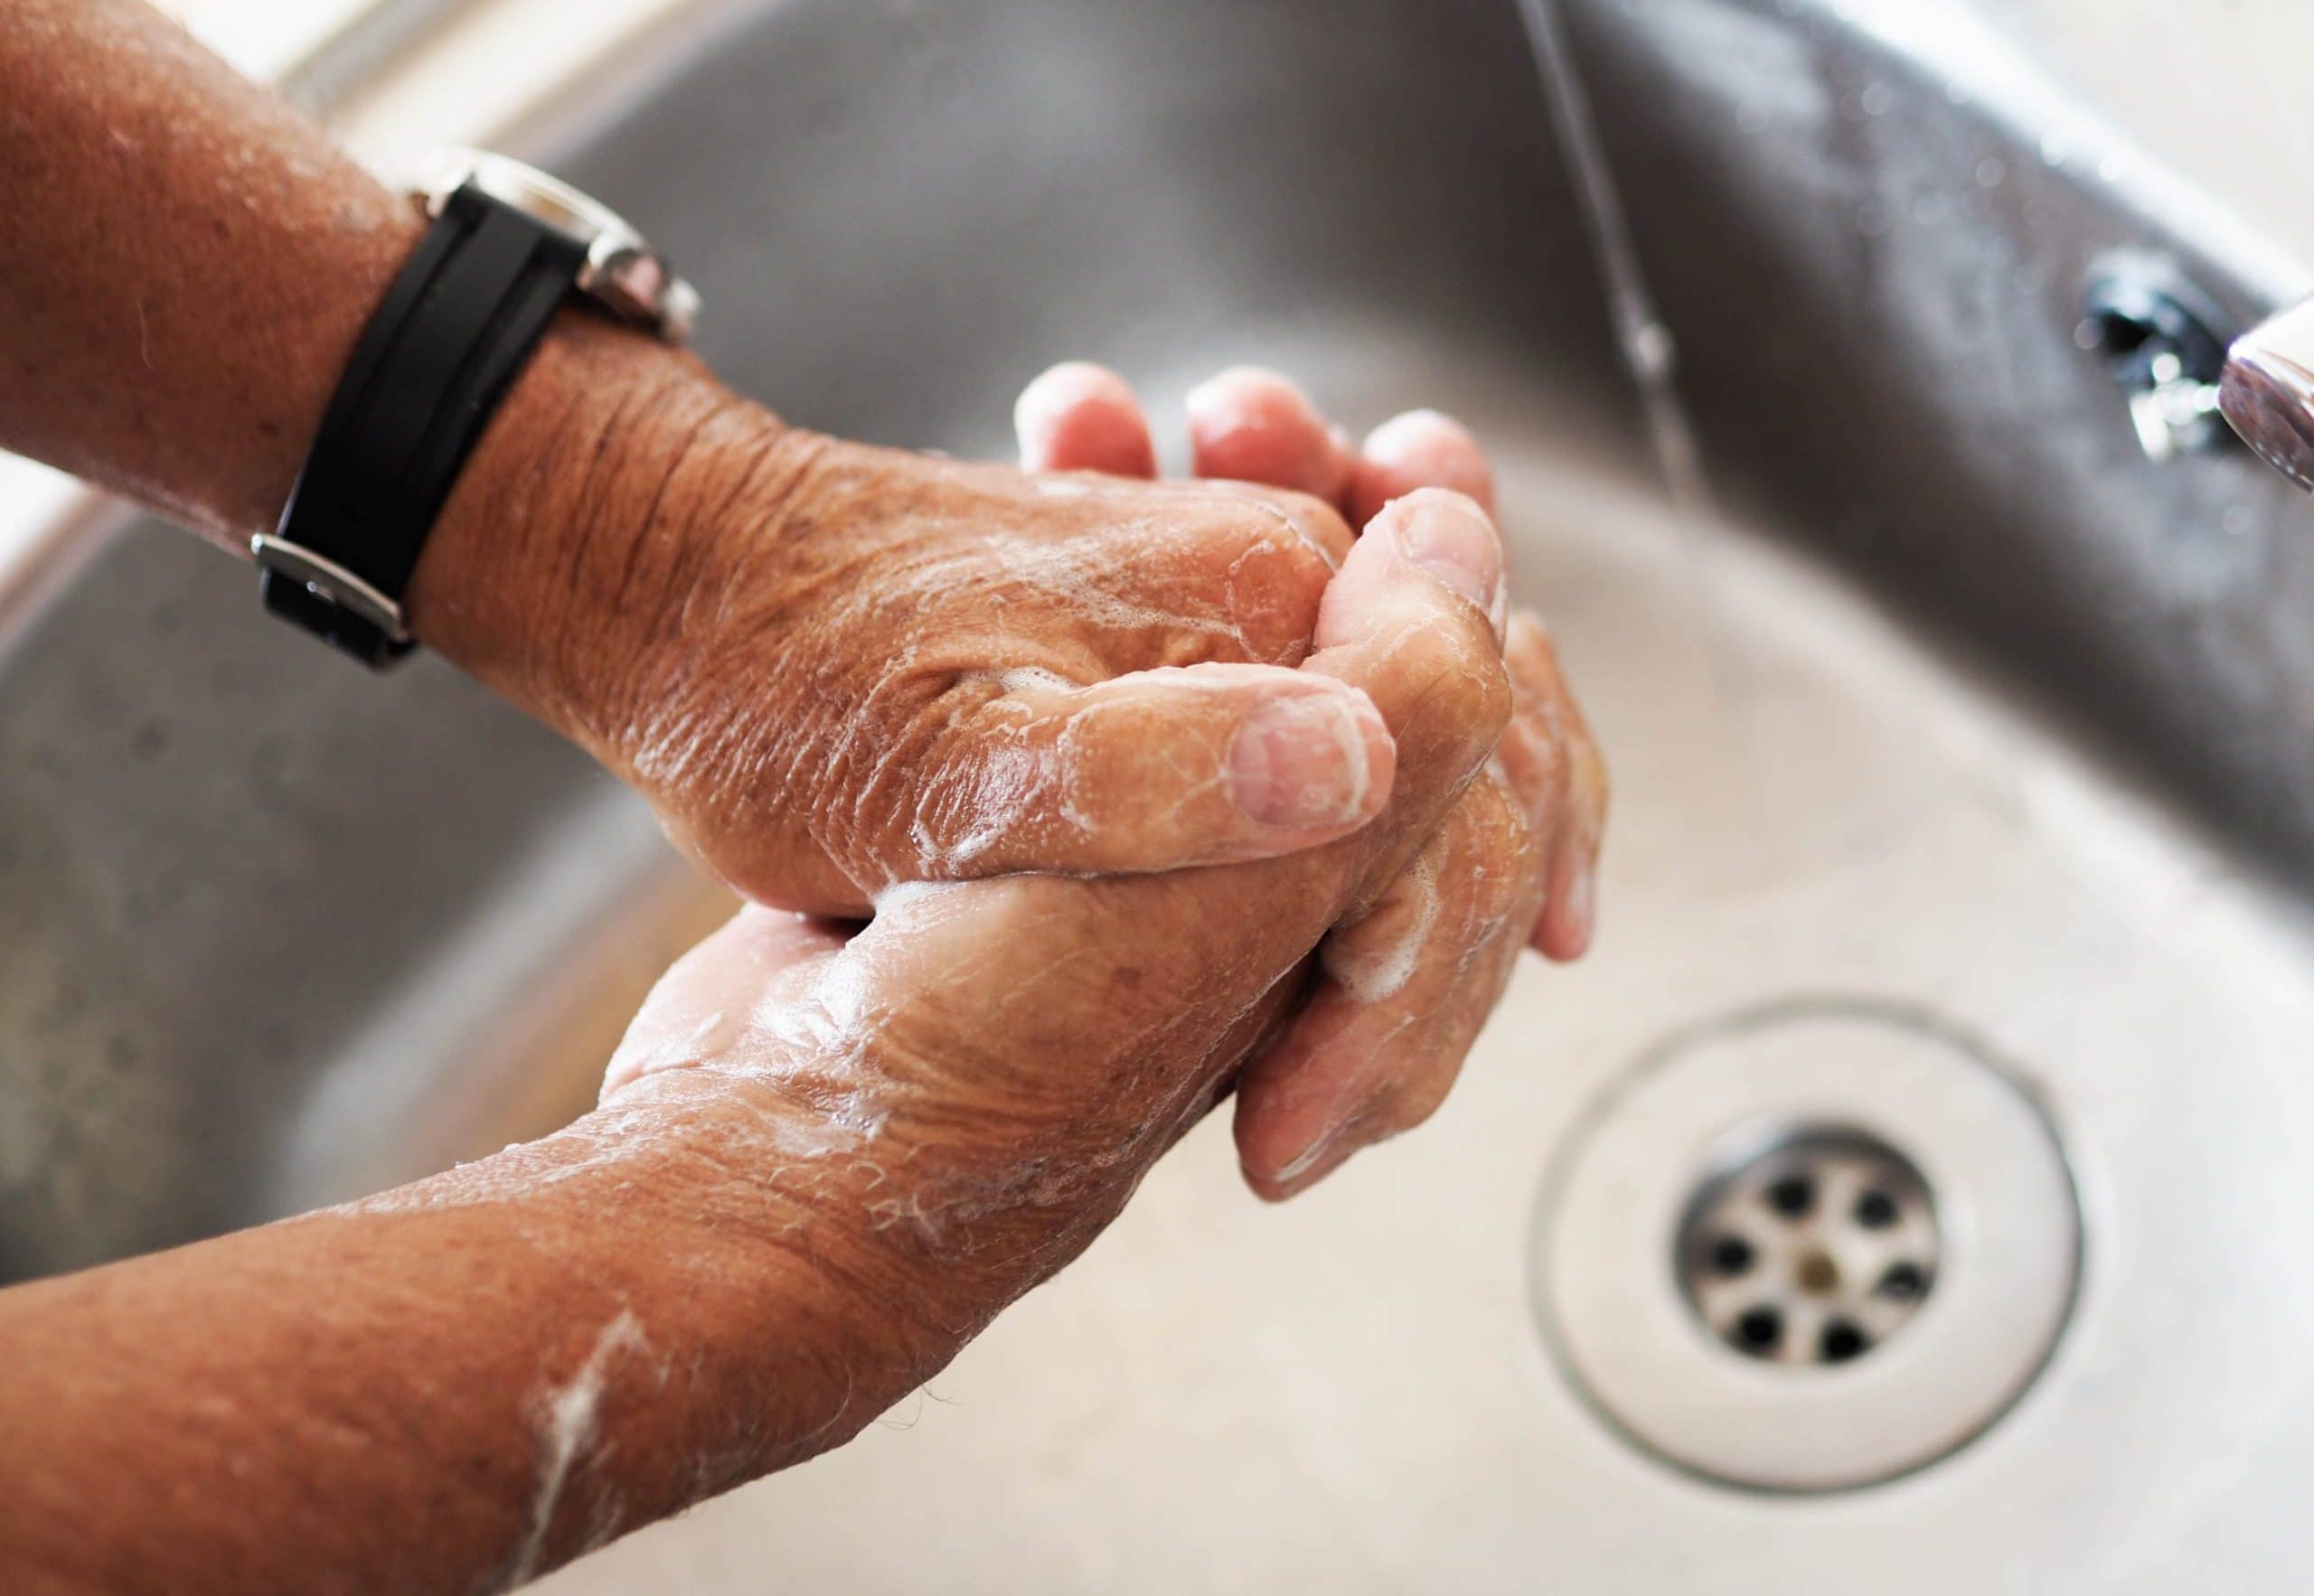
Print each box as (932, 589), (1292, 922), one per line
(407, 147), (701, 344)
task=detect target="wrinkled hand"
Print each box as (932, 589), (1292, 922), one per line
(1011, 361), (1606, 1194)
(415, 325), (1399, 916)
(426, 329), (1604, 1197)
(599, 478), (1526, 1358)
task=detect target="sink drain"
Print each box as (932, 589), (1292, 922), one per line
(1531, 999), (2083, 1494)
(1677, 1125), (1938, 1367)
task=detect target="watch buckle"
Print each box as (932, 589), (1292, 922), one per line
(249, 533), (411, 645)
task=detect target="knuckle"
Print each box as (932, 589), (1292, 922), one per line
(1268, 488), (1357, 565)
(1398, 620), (1513, 743)
(1215, 484), (1355, 568)
(1501, 709), (1569, 824)
(1457, 777), (1535, 927)
(1218, 504), (1337, 596)
(1380, 1056), (1462, 1136)
(1188, 493), (1348, 663)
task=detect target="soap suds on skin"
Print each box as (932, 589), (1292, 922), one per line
(1322, 851), (1441, 1004)
(952, 664), (1083, 697)
(504, 1309), (649, 1589)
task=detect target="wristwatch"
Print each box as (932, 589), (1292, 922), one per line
(253, 149), (701, 669)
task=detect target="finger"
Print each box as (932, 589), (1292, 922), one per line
(1230, 611), (1601, 1196)
(1233, 770), (1543, 1198)
(1185, 365), (1354, 503)
(1502, 613), (1607, 959)
(1347, 408), (1496, 527)
(1014, 361), (1158, 476)
(1313, 486), (1508, 655)
(600, 906), (848, 1102)
(906, 489), (1513, 970)
(1277, 486), (1514, 915)
(912, 662), (1395, 876)
(1191, 391), (1524, 1188)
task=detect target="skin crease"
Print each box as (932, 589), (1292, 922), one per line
(462, 413), (1397, 910)
(0, 483), (1531, 1596)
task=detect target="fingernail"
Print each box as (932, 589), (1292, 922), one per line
(1359, 410), (1496, 517)
(1390, 493), (1503, 624)
(1274, 1121), (1348, 1185)
(1561, 866), (1596, 953)
(1230, 689), (1380, 829)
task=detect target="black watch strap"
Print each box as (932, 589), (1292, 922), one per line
(258, 186), (588, 668)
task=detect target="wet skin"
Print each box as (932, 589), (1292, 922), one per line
(410, 332), (1604, 1197)
(3, 0), (1602, 1197)
(0, 3), (1611, 1587)
(0, 461), (1557, 1595)
(1002, 361), (1605, 1194)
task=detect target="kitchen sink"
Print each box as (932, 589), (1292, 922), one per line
(6, 0), (2314, 1588)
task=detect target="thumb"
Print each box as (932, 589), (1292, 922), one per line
(908, 662), (1395, 876)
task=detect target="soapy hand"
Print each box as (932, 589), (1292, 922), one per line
(598, 476), (1533, 1348)
(419, 332), (1603, 1147)
(430, 330), (1604, 1199)
(417, 327), (1397, 916)
(604, 383), (1604, 1228)
(1013, 362), (1607, 1195)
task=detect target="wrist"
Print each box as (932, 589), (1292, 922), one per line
(605, 1066), (984, 1466)
(403, 312), (798, 753)
(611, 1038), (1123, 1409)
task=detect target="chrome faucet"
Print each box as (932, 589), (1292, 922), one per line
(2220, 296), (2314, 491)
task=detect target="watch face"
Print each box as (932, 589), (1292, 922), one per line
(410, 148), (697, 343)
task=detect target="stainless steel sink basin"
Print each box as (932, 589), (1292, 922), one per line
(7, 0), (2314, 1586)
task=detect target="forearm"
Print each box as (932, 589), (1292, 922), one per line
(0, 1073), (946, 1595)
(0, 0), (420, 542)
(0, 872), (1314, 1596)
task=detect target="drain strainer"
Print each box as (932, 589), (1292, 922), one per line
(1531, 1000), (2082, 1494)
(1677, 1124), (1940, 1367)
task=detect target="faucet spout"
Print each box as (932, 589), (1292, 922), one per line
(2219, 296), (2314, 492)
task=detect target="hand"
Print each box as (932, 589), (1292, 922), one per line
(600, 477), (1525, 1350)
(422, 327), (1604, 1197)
(1011, 361), (1607, 1195)
(410, 323), (1399, 915)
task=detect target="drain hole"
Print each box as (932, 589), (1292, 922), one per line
(1676, 1124), (1941, 1367)
(1707, 1235), (1755, 1277)
(1765, 1174), (1816, 1219)
(1537, 1003), (2086, 1491)
(1820, 1319), (1870, 1364)
(1736, 1306), (1783, 1353)
(1877, 1262), (1929, 1301)
(1854, 1188), (1899, 1228)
